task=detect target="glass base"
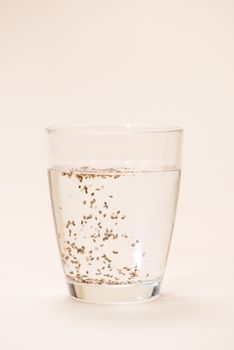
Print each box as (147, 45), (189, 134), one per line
(67, 280), (162, 304)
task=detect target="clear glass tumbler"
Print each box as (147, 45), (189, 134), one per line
(46, 125), (183, 304)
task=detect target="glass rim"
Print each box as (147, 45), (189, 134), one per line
(45, 124), (183, 135)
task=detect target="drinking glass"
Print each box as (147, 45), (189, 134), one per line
(46, 125), (183, 304)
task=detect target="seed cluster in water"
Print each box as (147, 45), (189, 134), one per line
(58, 167), (148, 285)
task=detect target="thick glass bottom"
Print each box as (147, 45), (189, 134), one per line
(67, 280), (162, 304)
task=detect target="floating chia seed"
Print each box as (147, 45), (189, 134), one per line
(50, 166), (150, 285)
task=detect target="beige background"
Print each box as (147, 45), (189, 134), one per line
(0, 0), (234, 349)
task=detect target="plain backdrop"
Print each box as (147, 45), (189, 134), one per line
(0, 0), (233, 349)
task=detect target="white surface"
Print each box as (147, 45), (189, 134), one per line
(0, 0), (234, 349)
(1, 254), (233, 349)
